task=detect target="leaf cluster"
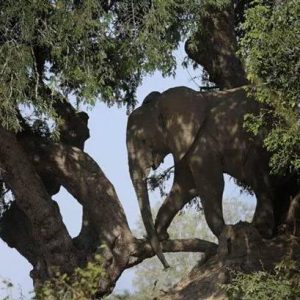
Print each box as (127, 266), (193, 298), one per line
(147, 166), (174, 197)
(35, 253), (104, 300)
(0, 0), (233, 131)
(223, 258), (300, 300)
(239, 0), (300, 173)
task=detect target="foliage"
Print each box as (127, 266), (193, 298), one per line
(107, 198), (255, 300)
(223, 258), (300, 300)
(35, 253), (104, 300)
(239, 0), (300, 173)
(0, 0), (231, 131)
(147, 166), (175, 197)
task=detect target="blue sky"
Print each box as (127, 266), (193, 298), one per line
(0, 47), (255, 298)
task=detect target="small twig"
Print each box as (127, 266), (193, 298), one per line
(147, 166), (175, 196)
(31, 47), (40, 99)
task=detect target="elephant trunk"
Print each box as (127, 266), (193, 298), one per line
(129, 160), (169, 268)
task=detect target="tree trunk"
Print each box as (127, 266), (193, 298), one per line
(185, 2), (248, 89)
(0, 126), (80, 284)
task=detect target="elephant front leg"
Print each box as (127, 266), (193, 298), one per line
(155, 162), (196, 240)
(189, 151), (225, 238)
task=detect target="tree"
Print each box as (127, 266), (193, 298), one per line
(0, 0), (299, 298)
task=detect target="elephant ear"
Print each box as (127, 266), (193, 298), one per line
(142, 91), (161, 105)
(158, 87), (208, 161)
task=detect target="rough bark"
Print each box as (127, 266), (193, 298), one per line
(185, 2), (248, 89)
(0, 126), (80, 284)
(20, 137), (136, 290)
(129, 238), (218, 267)
(0, 202), (39, 267)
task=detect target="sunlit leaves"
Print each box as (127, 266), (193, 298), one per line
(240, 0), (300, 173)
(0, 0), (233, 130)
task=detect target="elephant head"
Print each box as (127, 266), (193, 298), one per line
(126, 87), (207, 267)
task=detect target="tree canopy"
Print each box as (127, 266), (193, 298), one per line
(0, 0), (228, 130)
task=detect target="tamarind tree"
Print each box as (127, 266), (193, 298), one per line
(0, 0), (299, 297)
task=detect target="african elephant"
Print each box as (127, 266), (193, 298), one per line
(126, 86), (274, 268)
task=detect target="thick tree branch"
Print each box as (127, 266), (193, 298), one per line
(25, 141), (134, 249)
(18, 135), (137, 288)
(17, 86), (90, 196)
(129, 238), (218, 267)
(39, 86), (90, 150)
(0, 202), (39, 266)
(0, 127), (80, 283)
(185, 2), (247, 89)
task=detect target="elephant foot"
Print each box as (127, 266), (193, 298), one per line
(156, 229), (170, 241)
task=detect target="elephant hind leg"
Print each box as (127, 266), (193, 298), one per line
(251, 176), (274, 238)
(189, 152), (225, 238)
(243, 153), (274, 237)
(155, 162), (197, 240)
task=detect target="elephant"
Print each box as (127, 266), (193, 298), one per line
(126, 86), (275, 268)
